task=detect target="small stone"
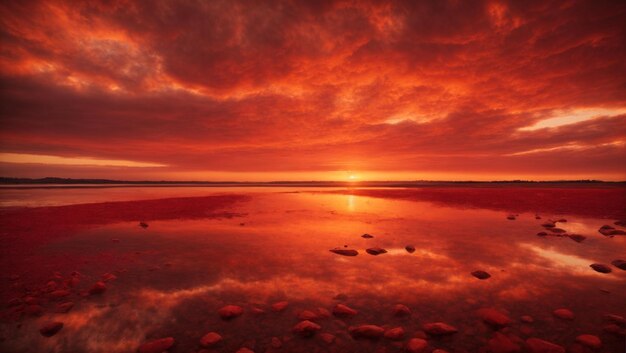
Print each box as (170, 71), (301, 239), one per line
(568, 234), (586, 243)
(270, 337), (282, 348)
(101, 273), (117, 282)
(348, 325), (385, 339)
(361, 233), (374, 238)
(49, 290), (71, 299)
(422, 322), (458, 336)
(200, 332), (222, 347)
(139, 222), (149, 228)
(317, 308), (331, 318)
(575, 335), (601, 349)
(520, 315), (534, 323)
(471, 270), (491, 280)
(271, 301), (289, 312)
(319, 332), (335, 344)
(604, 314), (626, 325)
(218, 305), (243, 320)
(611, 259), (626, 270)
(236, 348), (254, 353)
(602, 324), (624, 335)
(7, 298), (21, 307)
(297, 310), (319, 321)
(549, 228), (566, 234)
(333, 293), (348, 300)
(392, 304), (411, 317)
(536, 232), (548, 236)
(487, 332), (521, 353)
(333, 304), (358, 317)
(477, 308), (512, 327)
(251, 307), (266, 315)
(432, 350), (450, 353)
(525, 338), (564, 353)
(406, 338), (428, 353)
(25, 305), (44, 316)
(138, 337), (174, 353)
(384, 327), (405, 340)
(366, 247), (387, 255)
(39, 321), (63, 337)
(405, 245), (416, 253)
(330, 249), (358, 256)
(556, 218), (567, 223)
(507, 215), (516, 220)
(590, 263), (612, 273)
(552, 308), (574, 320)
(292, 320), (321, 337)
(89, 281), (106, 295)
(56, 302), (74, 313)
(542, 222), (556, 228)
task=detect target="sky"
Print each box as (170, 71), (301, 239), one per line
(0, 0), (625, 181)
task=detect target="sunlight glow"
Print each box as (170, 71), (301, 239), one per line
(0, 153), (167, 167)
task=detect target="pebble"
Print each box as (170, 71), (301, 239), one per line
(366, 247), (387, 255)
(536, 232), (548, 236)
(520, 315), (534, 323)
(25, 305), (44, 316)
(392, 304), (411, 317)
(525, 338), (564, 353)
(384, 327), (405, 340)
(422, 322), (458, 335)
(138, 337), (174, 353)
(406, 338), (428, 353)
(139, 222), (149, 228)
(218, 305), (243, 319)
(333, 304), (358, 317)
(471, 270), (491, 280)
(348, 325), (385, 339)
(477, 308), (512, 327)
(49, 290), (71, 299)
(88, 281), (107, 295)
(604, 314), (625, 325)
(568, 234), (586, 243)
(507, 215), (516, 220)
(39, 321), (63, 337)
(589, 263), (612, 273)
(611, 259), (626, 270)
(101, 273), (117, 282)
(271, 301), (289, 312)
(270, 337), (282, 348)
(575, 334), (601, 349)
(251, 307), (266, 315)
(487, 332), (521, 353)
(602, 324), (625, 336)
(541, 222), (556, 228)
(297, 310), (319, 321)
(292, 320), (321, 337)
(405, 245), (416, 253)
(330, 249), (358, 256)
(200, 332), (222, 347)
(552, 308), (574, 320)
(319, 332), (335, 344)
(361, 234), (374, 238)
(549, 228), (566, 234)
(235, 348), (254, 353)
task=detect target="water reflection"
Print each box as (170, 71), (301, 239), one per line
(0, 188), (625, 352)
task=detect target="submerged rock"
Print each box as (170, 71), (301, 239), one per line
(392, 304), (411, 317)
(333, 303), (358, 317)
(477, 308), (512, 327)
(590, 263), (612, 273)
(49, 290), (71, 299)
(349, 325), (385, 339)
(487, 332), (521, 353)
(520, 315), (534, 323)
(471, 270), (491, 280)
(297, 310), (319, 321)
(271, 301), (289, 312)
(405, 245), (416, 253)
(526, 338), (564, 353)
(406, 338), (428, 353)
(39, 322), (63, 337)
(384, 327), (405, 340)
(361, 233), (374, 238)
(366, 247), (387, 255)
(292, 320), (321, 337)
(568, 234), (586, 243)
(422, 322), (458, 335)
(604, 314), (626, 325)
(552, 308), (574, 320)
(541, 222), (556, 228)
(536, 232), (548, 236)
(139, 222), (149, 228)
(319, 332), (335, 344)
(575, 334), (601, 349)
(599, 225), (626, 236)
(200, 332), (222, 347)
(218, 305), (243, 320)
(270, 337), (282, 348)
(56, 302), (74, 313)
(138, 337), (174, 353)
(507, 215), (516, 220)
(88, 281), (107, 295)
(611, 259), (626, 270)
(549, 228), (566, 234)
(236, 348), (254, 353)
(330, 249), (358, 256)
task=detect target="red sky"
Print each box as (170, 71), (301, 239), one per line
(1, 0), (625, 181)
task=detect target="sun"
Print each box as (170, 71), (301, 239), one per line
(347, 173), (358, 181)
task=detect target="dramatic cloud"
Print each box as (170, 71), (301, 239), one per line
(1, 0), (625, 180)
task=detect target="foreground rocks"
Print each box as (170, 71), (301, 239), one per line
(348, 324), (385, 339)
(552, 308), (574, 320)
(589, 263), (612, 273)
(471, 270), (491, 280)
(218, 305), (243, 320)
(333, 304), (358, 317)
(525, 338), (564, 353)
(138, 337), (174, 353)
(366, 247), (388, 255)
(200, 332), (222, 347)
(477, 308), (512, 327)
(575, 334), (602, 349)
(406, 338), (428, 353)
(292, 320), (321, 337)
(39, 321), (63, 337)
(330, 249), (358, 256)
(611, 259), (626, 270)
(422, 322), (458, 335)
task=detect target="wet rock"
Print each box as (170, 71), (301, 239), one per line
(568, 234), (586, 243)
(251, 307), (266, 316)
(477, 308), (512, 327)
(615, 220), (626, 227)
(89, 281), (107, 295)
(406, 338), (428, 353)
(487, 332), (521, 353)
(361, 233), (374, 238)
(333, 293), (348, 300)
(139, 222), (149, 228)
(24, 296), (39, 305)
(575, 335), (601, 350)
(39, 321), (63, 337)
(49, 290), (71, 299)
(271, 301), (289, 312)
(235, 348), (254, 353)
(25, 305), (44, 316)
(471, 270), (491, 280)
(101, 273), (117, 282)
(292, 320), (321, 337)
(270, 337), (282, 348)
(507, 215), (516, 220)
(384, 327), (405, 340)
(317, 307), (331, 318)
(330, 249), (358, 256)
(520, 315), (534, 323)
(549, 228), (566, 234)
(604, 314), (626, 325)
(56, 302), (74, 313)
(319, 332), (335, 344)
(598, 225), (626, 236)
(432, 350), (450, 353)
(366, 247), (387, 255)
(526, 338), (564, 353)
(602, 324), (625, 336)
(297, 310), (319, 321)
(392, 304), (411, 317)
(589, 263), (612, 273)
(422, 322), (458, 336)
(541, 222), (556, 228)
(138, 337), (174, 353)
(348, 325), (385, 339)
(333, 304), (357, 317)
(200, 332), (222, 347)
(611, 259), (626, 270)
(7, 298), (21, 307)
(552, 308), (574, 320)
(536, 232), (548, 236)
(405, 245), (416, 253)
(556, 218), (567, 223)
(218, 305), (243, 320)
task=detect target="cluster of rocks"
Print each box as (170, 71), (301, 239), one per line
(329, 233), (416, 258)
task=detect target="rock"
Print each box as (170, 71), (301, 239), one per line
(615, 220), (626, 226)
(384, 327), (405, 340)
(366, 247), (387, 255)
(477, 308), (512, 327)
(432, 350), (450, 353)
(556, 218), (567, 223)
(270, 337), (282, 348)
(49, 290), (71, 299)
(589, 263), (612, 273)
(111, 238), (120, 242)
(598, 225), (626, 236)
(542, 222), (556, 228)
(568, 234), (586, 243)
(552, 308), (574, 320)
(297, 310), (319, 321)
(361, 234), (374, 238)
(101, 273), (117, 282)
(235, 348), (254, 353)
(25, 305), (44, 316)
(319, 332), (335, 344)
(507, 215), (516, 220)
(536, 232), (548, 236)
(292, 320), (321, 337)
(487, 332), (521, 353)
(348, 325), (385, 339)
(251, 307), (266, 315)
(200, 332), (222, 347)
(525, 338), (565, 353)
(422, 322), (458, 335)
(333, 304), (357, 317)
(271, 301), (289, 312)
(471, 270), (491, 280)
(89, 281), (107, 295)
(405, 245), (416, 253)
(218, 305), (243, 320)
(138, 337), (174, 353)
(139, 222), (149, 228)
(392, 304), (411, 317)
(406, 338), (428, 353)
(39, 321), (63, 337)
(575, 335), (601, 349)
(602, 324), (625, 336)
(7, 298), (21, 307)
(604, 314), (626, 325)
(549, 228), (566, 234)
(520, 315), (534, 323)
(330, 249), (358, 256)
(56, 302), (74, 313)
(317, 307), (331, 318)
(611, 259), (626, 270)
(333, 293), (348, 300)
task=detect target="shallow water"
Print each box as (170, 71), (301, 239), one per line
(1, 187), (625, 353)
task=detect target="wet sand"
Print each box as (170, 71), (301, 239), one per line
(0, 186), (625, 352)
